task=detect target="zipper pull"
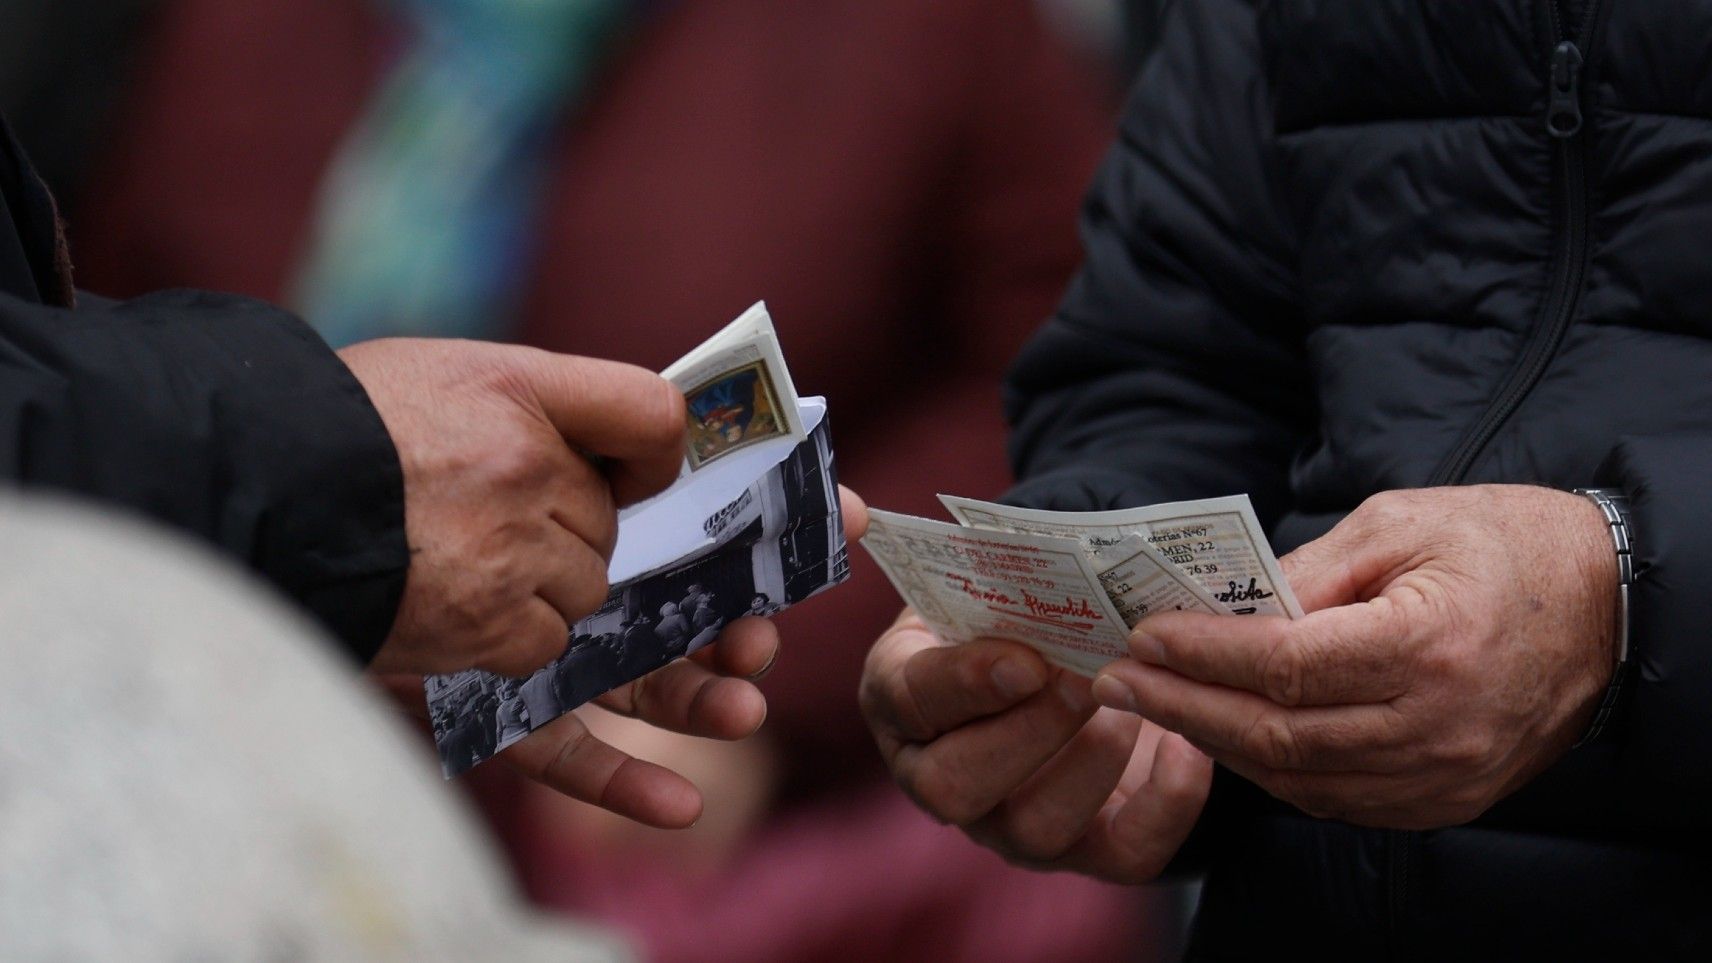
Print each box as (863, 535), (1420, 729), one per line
(1547, 40), (1584, 138)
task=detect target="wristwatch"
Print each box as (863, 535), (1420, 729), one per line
(1571, 487), (1634, 746)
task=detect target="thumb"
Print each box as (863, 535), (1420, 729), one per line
(1280, 499), (1416, 613)
(521, 353), (687, 505)
(838, 485), (869, 541)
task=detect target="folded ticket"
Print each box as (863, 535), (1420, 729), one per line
(939, 494), (1304, 618)
(1090, 534), (1222, 625)
(861, 511), (1134, 675)
(663, 301), (805, 474)
(861, 494), (1301, 675)
(426, 303), (849, 778)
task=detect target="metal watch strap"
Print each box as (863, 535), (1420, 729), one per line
(1572, 487), (1633, 747)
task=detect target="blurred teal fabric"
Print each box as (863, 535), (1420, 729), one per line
(290, 0), (636, 347)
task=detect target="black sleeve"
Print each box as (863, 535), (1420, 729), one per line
(1003, 0), (1313, 526)
(1589, 434), (1712, 831)
(999, 0), (1312, 876)
(0, 288), (409, 662)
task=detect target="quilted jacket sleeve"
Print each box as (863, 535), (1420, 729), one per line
(0, 287), (410, 663)
(1004, 0), (1312, 526)
(0, 112), (407, 663)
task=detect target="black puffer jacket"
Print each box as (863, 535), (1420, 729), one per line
(0, 119), (407, 662)
(1006, 1), (1712, 957)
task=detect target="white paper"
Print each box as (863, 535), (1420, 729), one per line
(611, 398), (824, 583)
(939, 493), (1303, 618)
(663, 301), (805, 472)
(861, 510), (1132, 676)
(1089, 534), (1223, 626)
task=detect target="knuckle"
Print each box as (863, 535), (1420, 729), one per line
(1152, 764), (1208, 813)
(587, 510), (620, 560)
(903, 766), (983, 826)
(1245, 714), (1303, 770)
(860, 652), (919, 736)
(475, 528), (533, 591)
(443, 580), (500, 640)
(1424, 726), (1492, 771)
(1412, 717), (1487, 770)
(1449, 730), (1496, 770)
(1258, 641), (1306, 707)
(484, 439), (554, 491)
(896, 657), (948, 739)
(1355, 489), (1416, 532)
(1361, 489), (1407, 516)
(568, 573), (612, 622)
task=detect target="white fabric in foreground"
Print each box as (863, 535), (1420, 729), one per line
(0, 493), (628, 962)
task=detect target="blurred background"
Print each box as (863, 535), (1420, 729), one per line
(0, 0), (1191, 959)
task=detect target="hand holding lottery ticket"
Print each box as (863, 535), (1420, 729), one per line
(860, 494), (1300, 676)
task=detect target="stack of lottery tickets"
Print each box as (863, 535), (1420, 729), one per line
(861, 494), (1302, 676)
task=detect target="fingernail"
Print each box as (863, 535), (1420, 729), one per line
(1091, 674), (1138, 714)
(991, 657), (1045, 701)
(1130, 629), (1165, 664)
(748, 650), (780, 681)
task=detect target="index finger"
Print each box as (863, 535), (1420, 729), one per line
(859, 610), (1051, 746)
(522, 353), (687, 505)
(1128, 599), (1415, 708)
(500, 710), (703, 828)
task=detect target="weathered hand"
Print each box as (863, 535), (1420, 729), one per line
(1092, 485), (1620, 829)
(372, 486), (868, 827)
(496, 485), (868, 826)
(341, 339), (684, 677)
(860, 609), (1212, 881)
(372, 615), (779, 826)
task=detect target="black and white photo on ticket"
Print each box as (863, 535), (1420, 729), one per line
(427, 409), (847, 778)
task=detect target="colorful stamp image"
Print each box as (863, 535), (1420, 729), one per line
(683, 360), (787, 468)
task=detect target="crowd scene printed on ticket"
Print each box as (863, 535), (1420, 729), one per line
(861, 495), (1300, 675)
(426, 303), (848, 777)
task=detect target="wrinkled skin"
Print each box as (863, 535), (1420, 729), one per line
(859, 608), (1212, 881)
(343, 338), (689, 678)
(1094, 484), (1618, 829)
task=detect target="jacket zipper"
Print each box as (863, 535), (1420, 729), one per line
(1425, 0), (1600, 488)
(1396, 4), (1603, 957)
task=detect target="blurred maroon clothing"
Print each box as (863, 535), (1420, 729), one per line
(74, 1), (1153, 960)
(520, 783), (1163, 963)
(77, 0), (1111, 786)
